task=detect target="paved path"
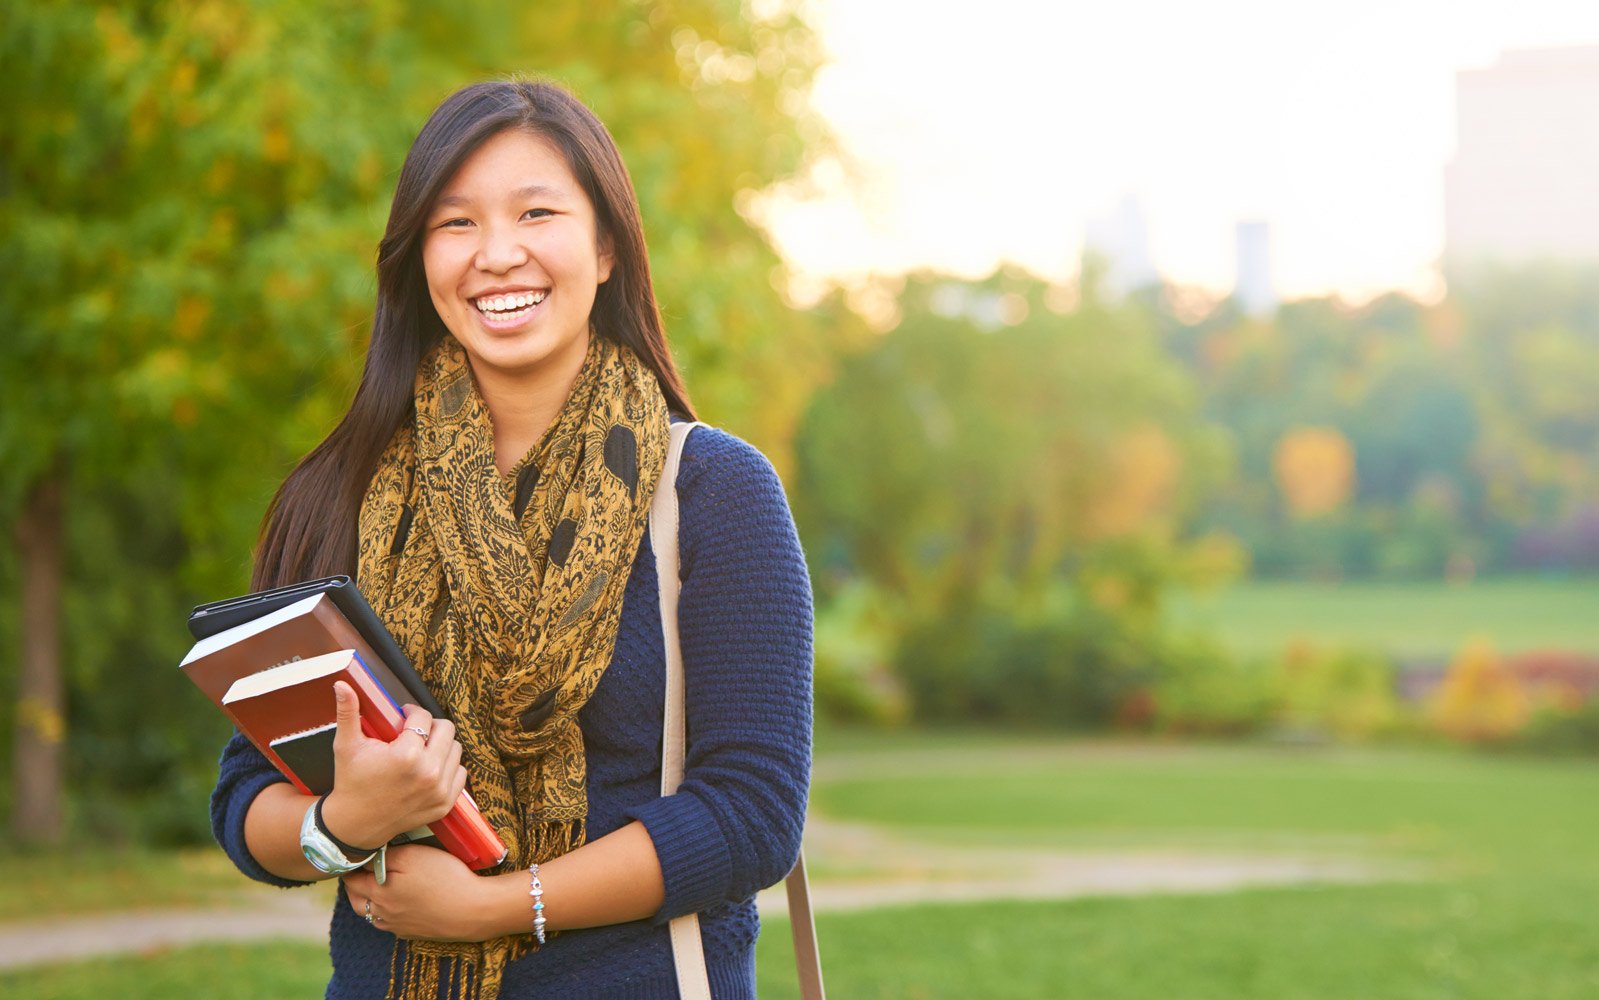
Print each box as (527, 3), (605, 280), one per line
(0, 818), (1417, 972)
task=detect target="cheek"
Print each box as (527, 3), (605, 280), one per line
(421, 240), (465, 304)
(533, 229), (600, 282)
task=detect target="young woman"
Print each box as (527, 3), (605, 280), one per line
(209, 79), (814, 1000)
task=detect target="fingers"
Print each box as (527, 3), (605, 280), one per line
(400, 704), (435, 738)
(342, 878), (383, 929)
(331, 681), (363, 749)
(428, 717), (456, 751)
(342, 871), (374, 904)
(392, 712), (463, 811)
(441, 735), (468, 803)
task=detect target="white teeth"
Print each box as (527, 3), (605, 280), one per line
(476, 292), (547, 316)
(473, 291), (550, 313)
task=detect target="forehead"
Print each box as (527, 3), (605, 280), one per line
(433, 130), (581, 205)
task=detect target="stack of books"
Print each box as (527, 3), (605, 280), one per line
(181, 576), (506, 870)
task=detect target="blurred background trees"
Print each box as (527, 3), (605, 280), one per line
(9, 3), (1599, 848)
(1, 0), (839, 844)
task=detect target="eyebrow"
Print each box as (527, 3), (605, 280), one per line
(432, 184), (563, 210)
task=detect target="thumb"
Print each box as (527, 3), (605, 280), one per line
(332, 680), (363, 748)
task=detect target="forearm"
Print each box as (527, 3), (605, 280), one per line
(473, 820), (665, 938)
(242, 782), (336, 882)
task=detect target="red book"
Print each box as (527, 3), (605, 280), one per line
(216, 649), (506, 871)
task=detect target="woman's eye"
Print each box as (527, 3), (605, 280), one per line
(523, 208), (554, 220)
(437, 218), (472, 229)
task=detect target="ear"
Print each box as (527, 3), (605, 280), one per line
(597, 232), (615, 285)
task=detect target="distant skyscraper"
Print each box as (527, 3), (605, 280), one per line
(1445, 45), (1599, 266)
(1234, 220), (1275, 315)
(1082, 194), (1158, 296)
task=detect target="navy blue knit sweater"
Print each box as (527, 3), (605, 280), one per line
(210, 425), (815, 999)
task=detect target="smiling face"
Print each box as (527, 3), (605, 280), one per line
(421, 128), (613, 392)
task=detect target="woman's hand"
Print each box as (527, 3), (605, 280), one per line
(341, 844), (490, 941)
(320, 681), (468, 851)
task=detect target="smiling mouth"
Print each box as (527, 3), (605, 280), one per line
(473, 290), (548, 320)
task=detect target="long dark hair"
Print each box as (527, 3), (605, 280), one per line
(253, 79), (695, 589)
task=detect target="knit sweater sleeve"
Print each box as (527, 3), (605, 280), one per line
(209, 729), (316, 888)
(621, 426), (815, 923)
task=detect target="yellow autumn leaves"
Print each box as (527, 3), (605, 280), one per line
(1273, 426), (1356, 518)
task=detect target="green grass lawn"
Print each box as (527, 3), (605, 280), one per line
(7, 733), (1599, 998)
(0, 846), (271, 921)
(1168, 577), (1599, 657)
(0, 942), (333, 1000)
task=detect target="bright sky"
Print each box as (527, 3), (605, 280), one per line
(756, 0), (1599, 303)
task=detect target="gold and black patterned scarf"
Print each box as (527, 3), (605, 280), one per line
(356, 332), (669, 999)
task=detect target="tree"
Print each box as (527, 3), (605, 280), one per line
(1272, 426), (1356, 519)
(2, 0), (833, 843)
(791, 270), (1236, 726)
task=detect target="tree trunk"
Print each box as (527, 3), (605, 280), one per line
(13, 471), (65, 845)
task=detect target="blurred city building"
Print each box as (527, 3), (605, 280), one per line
(1445, 45), (1599, 266)
(1233, 220), (1275, 315)
(1082, 194), (1159, 296)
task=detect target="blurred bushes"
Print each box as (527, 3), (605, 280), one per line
(893, 591), (1154, 728)
(1270, 644), (1403, 741)
(811, 582), (908, 726)
(1511, 703), (1599, 755)
(1148, 638), (1271, 736)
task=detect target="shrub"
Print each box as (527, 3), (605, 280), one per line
(894, 600), (1153, 729)
(1508, 702), (1599, 755)
(1429, 640), (1531, 742)
(1270, 643), (1403, 740)
(1148, 638), (1273, 736)
(812, 583), (910, 726)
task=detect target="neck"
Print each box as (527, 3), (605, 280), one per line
(470, 332), (591, 477)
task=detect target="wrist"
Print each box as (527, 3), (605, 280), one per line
(320, 790), (389, 852)
(315, 794), (383, 856)
(475, 869), (543, 941)
(299, 800), (381, 877)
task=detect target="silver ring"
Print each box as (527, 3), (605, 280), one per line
(406, 726), (429, 745)
(363, 898), (374, 924)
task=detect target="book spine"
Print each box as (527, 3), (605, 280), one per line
(344, 653), (505, 869)
(429, 793), (508, 870)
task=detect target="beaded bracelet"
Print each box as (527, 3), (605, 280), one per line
(529, 862), (546, 945)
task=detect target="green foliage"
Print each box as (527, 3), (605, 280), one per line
(1168, 264), (1599, 581)
(797, 270), (1228, 608)
(793, 270), (1234, 729)
(893, 588), (1155, 729)
(1147, 638), (1272, 736)
(1269, 644), (1403, 741)
(1508, 702), (1599, 756)
(2, 0), (835, 842)
(811, 582), (908, 726)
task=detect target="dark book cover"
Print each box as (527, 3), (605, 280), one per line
(270, 724), (336, 793)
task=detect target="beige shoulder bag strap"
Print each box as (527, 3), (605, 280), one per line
(650, 421), (825, 1000)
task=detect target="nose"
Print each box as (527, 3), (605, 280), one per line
(473, 221), (529, 274)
